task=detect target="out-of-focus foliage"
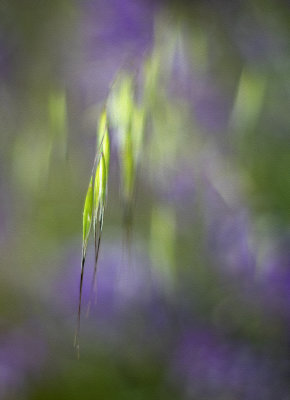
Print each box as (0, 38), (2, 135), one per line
(1, 1), (290, 399)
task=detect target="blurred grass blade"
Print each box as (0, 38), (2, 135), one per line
(143, 49), (160, 109)
(48, 88), (67, 158)
(230, 68), (266, 139)
(121, 104), (145, 240)
(150, 206), (176, 292)
(109, 73), (134, 144)
(108, 73), (146, 240)
(122, 128), (134, 203)
(132, 105), (145, 165)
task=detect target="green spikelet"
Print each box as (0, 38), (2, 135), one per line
(75, 175), (94, 355)
(98, 110), (110, 178)
(76, 109), (110, 355)
(94, 153), (107, 211)
(82, 176), (94, 249)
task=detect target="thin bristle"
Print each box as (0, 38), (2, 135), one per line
(86, 215), (103, 316)
(74, 253), (85, 357)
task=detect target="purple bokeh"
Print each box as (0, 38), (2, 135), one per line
(78, 0), (155, 105)
(172, 328), (289, 400)
(0, 327), (46, 399)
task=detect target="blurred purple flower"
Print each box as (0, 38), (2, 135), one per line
(256, 242), (290, 323)
(172, 328), (290, 400)
(168, 40), (230, 135)
(84, 0), (154, 52)
(0, 327), (46, 399)
(233, 15), (287, 65)
(158, 166), (196, 206)
(79, 0), (155, 104)
(193, 77), (230, 134)
(203, 179), (256, 278)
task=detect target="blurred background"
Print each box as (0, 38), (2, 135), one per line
(1, 0), (290, 399)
